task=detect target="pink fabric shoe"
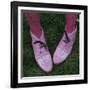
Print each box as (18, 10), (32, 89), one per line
(30, 30), (53, 72)
(53, 28), (77, 64)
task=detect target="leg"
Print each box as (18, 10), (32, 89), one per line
(53, 14), (77, 64)
(24, 11), (53, 72)
(66, 14), (77, 33)
(24, 11), (42, 38)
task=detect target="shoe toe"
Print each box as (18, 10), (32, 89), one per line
(53, 50), (68, 64)
(37, 55), (53, 72)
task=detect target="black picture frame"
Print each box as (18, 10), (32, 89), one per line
(11, 1), (88, 88)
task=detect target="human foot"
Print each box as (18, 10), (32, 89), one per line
(53, 27), (77, 64)
(30, 30), (53, 72)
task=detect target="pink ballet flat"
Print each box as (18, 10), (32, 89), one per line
(30, 30), (53, 72)
(53, 28), (77, 64)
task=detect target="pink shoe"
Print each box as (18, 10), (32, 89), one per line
(53, 28), (77, 64)
(30, 30), (53, 72)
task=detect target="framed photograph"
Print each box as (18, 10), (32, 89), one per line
(11, 1), (88, 88)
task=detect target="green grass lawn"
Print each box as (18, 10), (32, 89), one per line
(22, 12), (79, 77)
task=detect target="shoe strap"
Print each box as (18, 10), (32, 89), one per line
(33, 40), (48, 51)
(63, 31), (70, 43)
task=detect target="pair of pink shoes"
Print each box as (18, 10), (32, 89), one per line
(30, 27), (77, 72)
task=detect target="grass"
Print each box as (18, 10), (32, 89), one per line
(22, 12), (79, 77)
